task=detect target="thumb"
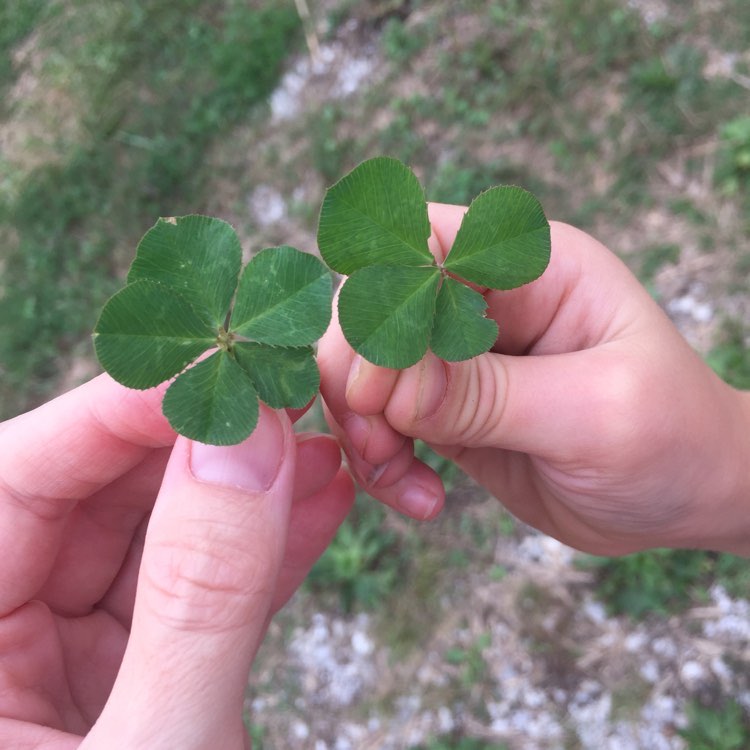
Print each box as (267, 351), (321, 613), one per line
(83, 406), (294, 750)
(353, 346), (638, 463)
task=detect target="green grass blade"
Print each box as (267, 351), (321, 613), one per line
(234, 343), (319, 409)
(430, 277), (498, 361)
(93, 279), (216, 389)
(231, 246), (332, 346)
(162, 350), (260, 445)
(444, 186), (551, 289)
(128, 215), (242, 326)
(318, 157), (433, 274)
(339, 265), (440, 368)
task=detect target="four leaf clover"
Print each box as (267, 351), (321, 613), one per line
(317, 157), (551, 368)
(93, 215), (332, 445)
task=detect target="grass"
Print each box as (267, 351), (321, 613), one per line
(707, 319), (750, 390)
(409, 736), (508, 750)
(680, 697), (750, 750)
(306, 495), (407, 613)
(0, 0), (300, 417)
(581, 549), (750, 620)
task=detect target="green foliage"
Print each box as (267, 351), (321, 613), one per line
(582, 549), (750, 620)
(380, 16), (427, 64)
(444, 632), (492, 687)
(637, 244), (681, 285)
(410, 734), (508, 750)
(247, 722), (267, 750)
(0, 1), (49, 103)
(426, 159), (534, 207)
(94, 216), (331, 444)
(680, 698), (750, 750)
(318, 157), (550, 368)
(715, 116), (750, 197)
(308, 104), (356, 182)
(307, 496), (401, 613)
(706, 319), (750, 390)
(0, 1), (300, 418)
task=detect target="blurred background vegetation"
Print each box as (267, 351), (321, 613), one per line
(2, 1), (750, 747)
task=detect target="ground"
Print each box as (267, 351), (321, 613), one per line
(2, 1), (750, 748)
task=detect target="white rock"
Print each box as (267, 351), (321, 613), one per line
(651, 637), (677, 659)
(292, 720), (310, 740)
(582, 598), (608, 625)
(680, 660), (705, 687)
(351, 629), (374, 656)
(640, 659), (660, 684)
(625, 631), (648, 653)
(437, 706), (455, 734)
(249, 185), (286, 227)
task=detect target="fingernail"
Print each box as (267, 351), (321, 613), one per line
(367, 460), (389, 486)
(398, 485), (439, 520)
(414, 354), (448, 421)
(345, 355), (364, 401)
(342, 413), (372, 456)
(190, 409), (285, 491)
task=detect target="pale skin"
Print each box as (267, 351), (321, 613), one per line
(0, 376), (354, 749)
(318, 203), (750, 557)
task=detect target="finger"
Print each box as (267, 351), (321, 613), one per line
(0, 375), (174, 616)
(36, 447), (172, 616)
(85, 406), (295, 749)
(271, 468), (355, 612)
(352, 338), (659, 466)
(97, 433), (344, 631)
(318, 305), (405, 465)
(341, 202), (470, 417)
(427, 202), (468, 264)
(480, 221), (648, 355)
(292, 434), (343, 501)
(323, 403), (444, 520)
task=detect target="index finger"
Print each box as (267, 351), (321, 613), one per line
(0, 374), (175, 613)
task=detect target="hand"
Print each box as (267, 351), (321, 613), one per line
(0, 375), (354, 749)
(318, 204), (750, 557)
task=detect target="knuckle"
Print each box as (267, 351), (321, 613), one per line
(445, 356), (509, 447)
(141, 529), (275, 633)
(586, 359), (650, 458)
(0, 477), (75, 523)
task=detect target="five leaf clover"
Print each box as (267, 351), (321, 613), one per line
(317, 157), (551, 368)
(93, 215), (332, 445)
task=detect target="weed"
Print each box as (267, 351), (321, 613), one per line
(715, 116), (750, 198)
(580, 549), (750, 620)
(374, 544), (444, 659)
(308, 104), (356, 182)
(444, 632), (492, 688)
(679, 697), (750, 750)
(706, 319), (750, 390)
(637, 243), (681, 285)
(380, 16), (427, 64)
(0, 2), (49, 104)
(426, 159), (533, 207)
(307, 495), (402, 613)
(246, 721), (266, 750)
(410, 735), (508, 750)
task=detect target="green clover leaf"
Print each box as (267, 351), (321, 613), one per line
(317, 157), (550, 368)
(94, 215), (332, 445)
